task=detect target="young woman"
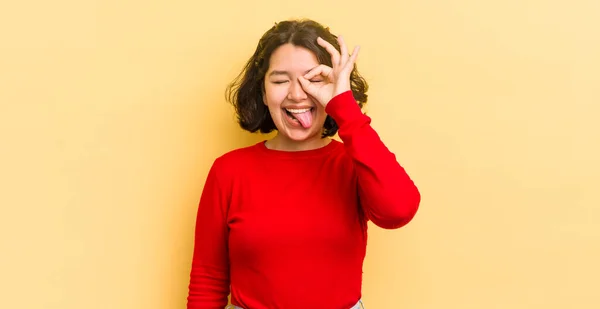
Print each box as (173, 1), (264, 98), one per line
(187, 19), (421, 309)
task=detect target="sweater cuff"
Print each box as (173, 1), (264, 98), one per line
(324, 91), (365, 127)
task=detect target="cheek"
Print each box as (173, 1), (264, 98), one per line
(317, 106), (328, 120)
(264, 85), (287, 106)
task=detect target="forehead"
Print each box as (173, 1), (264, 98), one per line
(267, 43), (319, 71)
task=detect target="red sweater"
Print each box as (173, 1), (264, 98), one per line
(187, 91), (421, 309)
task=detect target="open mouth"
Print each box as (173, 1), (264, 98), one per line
(284, 107), (315, 128)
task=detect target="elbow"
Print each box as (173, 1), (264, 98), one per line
(369, 187), (421, 230)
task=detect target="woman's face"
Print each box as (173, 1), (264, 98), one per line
(263, 43), (328, 147)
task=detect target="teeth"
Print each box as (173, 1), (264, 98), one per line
(285, 108), (311, 114)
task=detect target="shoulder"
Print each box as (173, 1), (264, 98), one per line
(209, 141), (263, 177)
(217, 142), (261, 162)
(328, 139), (354, 166)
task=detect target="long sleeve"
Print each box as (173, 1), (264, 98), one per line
(187, 158), (230, 309)
(325, 91), (421, 229)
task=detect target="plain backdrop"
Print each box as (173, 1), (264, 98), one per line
(1, 0), (599, 308)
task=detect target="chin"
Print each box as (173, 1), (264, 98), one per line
(285, 129), (322, 141)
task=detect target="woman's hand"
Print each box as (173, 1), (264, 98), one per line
(298, 36), (360, 107)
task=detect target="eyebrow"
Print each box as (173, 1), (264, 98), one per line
(267, 67), (317, 77)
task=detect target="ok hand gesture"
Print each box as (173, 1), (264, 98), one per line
(298, 36), (360, 107)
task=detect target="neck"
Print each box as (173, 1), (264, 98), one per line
(265, 134), (331, 152)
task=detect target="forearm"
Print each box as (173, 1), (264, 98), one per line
(326, 91), (421, 229)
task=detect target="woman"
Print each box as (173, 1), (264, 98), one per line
(187, 19), (421, 309)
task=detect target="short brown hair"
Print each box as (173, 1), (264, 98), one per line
(226, 19), (369, 137)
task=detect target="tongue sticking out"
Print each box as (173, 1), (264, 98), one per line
(292, 110), (313, 128)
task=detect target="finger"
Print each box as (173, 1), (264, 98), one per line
(338, 36), (349, 66)
(297, 75), (316, 95)
(345, 45), (360, 70)
(303, 64), (333, 80)
(317, 37), (340, 68)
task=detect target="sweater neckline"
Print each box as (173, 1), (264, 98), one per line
(255, 139), (341, 159)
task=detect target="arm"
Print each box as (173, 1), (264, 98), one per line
(297, 35), (420, 229)
(187, 158), (230, 308)
(326, 91), (421, 229)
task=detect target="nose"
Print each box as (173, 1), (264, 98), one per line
(287, 80), (308, 102)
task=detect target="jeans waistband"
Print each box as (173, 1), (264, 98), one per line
(230, 299), (363, 309)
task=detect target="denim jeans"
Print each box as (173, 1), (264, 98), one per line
(230, 299), (363, 309)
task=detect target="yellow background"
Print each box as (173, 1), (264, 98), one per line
(1, 0), (599, 308)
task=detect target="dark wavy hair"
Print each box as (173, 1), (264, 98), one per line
(225, 19), (369, 137)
